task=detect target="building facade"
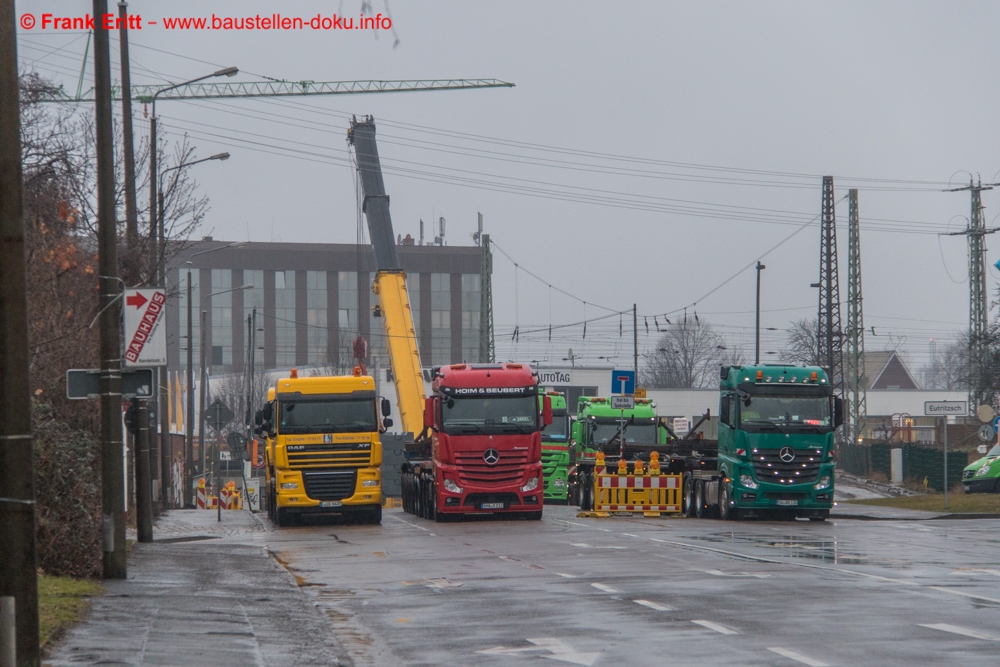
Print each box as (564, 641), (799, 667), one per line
(165, 239), (485, 376)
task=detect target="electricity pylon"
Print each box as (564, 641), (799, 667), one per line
(845, 189), (867, 446)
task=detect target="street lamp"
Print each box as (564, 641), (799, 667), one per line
(755, 262), (765, 364)
(182, 243), (244, 507)
(158, 152), (230, 254)
(147, 66), (237, 279)
(198, 284), (253, 492)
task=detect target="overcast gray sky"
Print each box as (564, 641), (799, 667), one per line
(16, 0), (1000, 375)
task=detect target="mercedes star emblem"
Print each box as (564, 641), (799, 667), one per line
(779, 446), (796, 463)
(484, 449), (500, 465)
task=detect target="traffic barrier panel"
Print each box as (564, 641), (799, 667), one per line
(593, 473), (682, 515)
(196, 479), (207, 509)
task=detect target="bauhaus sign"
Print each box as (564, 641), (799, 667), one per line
(123, 288), (166, 367)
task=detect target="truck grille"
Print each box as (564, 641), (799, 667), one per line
(455, 451), (529, 487)
(541, 450), (564, 476)
(302, 469), (357, 501)
(963, 469), (975, 479)
(751, 448), (822, 485)
(286, 443), (371, 469)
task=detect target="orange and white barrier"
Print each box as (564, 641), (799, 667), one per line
(593, 472), (682, 515)
(196, 479), (207, 509)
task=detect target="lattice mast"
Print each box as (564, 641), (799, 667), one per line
(479, 233), (495, 363)
(817, 176), (844, 398)
(845, 189), (867, 443)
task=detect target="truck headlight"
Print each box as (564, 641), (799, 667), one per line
(520, 477), (539, 492)
(443, 478), (462, 493)
(280, 482), (298, 490)
(739, 474), (758, 490)
(553, 479), (566, 487)
(362, 479), (379, 487)
(976, 466), (991, 477)
(814, 476), (831, 490)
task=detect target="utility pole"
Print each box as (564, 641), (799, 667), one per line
(846, 189), (868, 451)
(95, 0), (127, 579)
(633, 304), (638, 377)
(199, 309), (208, 486)
(817, 176), (845, 401)
(755, 262), (765, 364)
(134, 400), (152, 542)
(185, 274), (195, 507)
(117, 2), (139, 259)
(944, 179), (1000, 408)
(479, 233), (495, 363)
(0, 0), (41, 662)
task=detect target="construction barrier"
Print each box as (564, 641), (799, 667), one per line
(593, 473), (682, 515)
(220, 482), (232, 510)
(196, 479), (207, 509)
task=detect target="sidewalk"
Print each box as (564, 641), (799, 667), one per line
(45, 510), (350, 667)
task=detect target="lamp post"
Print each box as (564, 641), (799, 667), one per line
(183, 243), (243, 506)
(157, 153), (229, 509)
(755, 262), (765, 365)
(199, 284), (253, 495)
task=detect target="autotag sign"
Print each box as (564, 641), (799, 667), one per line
(924, 401), (968, 417)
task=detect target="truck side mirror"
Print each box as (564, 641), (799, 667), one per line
(261, 403), (273, 421)
(834, 397), (844, 428)
(381, 397), (392, 417)
(424, 397), (435, 429)
(719, 397), (730, 426)
(383, 417), (393, 429)
(254, 409), (263, 427)
(542, 395), (553, 427)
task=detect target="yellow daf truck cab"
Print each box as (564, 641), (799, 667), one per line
(257, 369), (391, 526)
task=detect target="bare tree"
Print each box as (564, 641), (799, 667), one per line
(643, 320), (726, 388)
(921, 336), (969, 390)
(781, 318), (819, 366)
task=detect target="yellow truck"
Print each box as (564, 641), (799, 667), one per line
(256, 368), (392, 526)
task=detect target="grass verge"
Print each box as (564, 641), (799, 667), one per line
(38, 574), (103, 647)
(846, 493), (1000, 514)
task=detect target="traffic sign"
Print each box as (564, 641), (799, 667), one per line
(204, 399), (235, 433)
(634, 387), (647, 398)
(66, 368), (154, 399)
(673, 417), (690, 434)
(924, 401), (968, 417)
(611, 396), (634, 410)
(979, 424), (995, 443)
(611, 370), (635, 395)
(123, 288), (167, 367)
(992, 415), (1000, 434)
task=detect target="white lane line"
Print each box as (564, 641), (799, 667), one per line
(650, 538), (668, 543)
(591, 583), (619, 593)
(767, 647), (829, 666)
(691, 620), (738, 635)
(499, 556), (520, 562)
(388, 515), (430, 532)
(555, 573), (577, 578)
(633, 599), (672, 611)
(621, 533), (639, 537)
(918, 623), (1000, 641)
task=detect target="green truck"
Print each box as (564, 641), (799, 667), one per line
(681, 364), (843, 520)
(540, 392), (571, 503)
(569, 395), (666, 510)
(963, 444), (1000, 493)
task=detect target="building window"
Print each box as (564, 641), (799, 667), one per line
(243, 270), (264, 369)
(338, 271), (359, 370)
(431, 273), (451, 366)
(177, 269), (200, 370)
(275, 270), (296, 366)
(461, 273), (480, 363)
(306, 271), (327, 365)
(209, 269), (232, 367)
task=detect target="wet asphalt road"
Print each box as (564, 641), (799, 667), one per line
(262, 506), (1000, 667)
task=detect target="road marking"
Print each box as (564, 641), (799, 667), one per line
(951, 568), (1000, 577)
(402, 578), (463, 590)
(570, 543), (626, 550)
(389, 515), (430, 532)
(767, 647), (829, 666)
(555, 573), (576, 578)
(476, 638), (599, 666)
(692, 620), (738, 635)
(500, 556), (521, 562)
(633, 599), (672, 611)
(650, 538), (668, 543)
(591, 583), (619, 593)
(918, 623), (1000, 641)
(697, 569), (770, 579)
(621, 533), (639, 537)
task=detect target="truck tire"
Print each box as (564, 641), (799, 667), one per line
(694, 480), (707, 519)
(425, 477), (436, 521)
(719, 484), (738, 521)
(682, 473), (696, 517)
(582, 473), (594, 511)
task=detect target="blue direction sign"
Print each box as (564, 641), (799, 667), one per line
(611, 370), (635, 395)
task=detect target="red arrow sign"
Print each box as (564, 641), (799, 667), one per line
(125, 293), (148, 309)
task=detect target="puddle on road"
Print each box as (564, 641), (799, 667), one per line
(689, 532), (905, 567)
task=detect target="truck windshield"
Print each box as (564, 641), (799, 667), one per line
(739, 395), (831, 431)
(591, 420), (657, 445)
(542, 411), (569, 440)
(278, 398), (377, 434)
(442, 394), (538, 434)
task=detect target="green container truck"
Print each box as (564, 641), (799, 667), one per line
(539, 392), (571, 503)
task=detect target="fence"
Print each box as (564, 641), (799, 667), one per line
(840, 442), (968, 491)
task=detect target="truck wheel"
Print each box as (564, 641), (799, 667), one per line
(582, 473), (594, 511)
(719, 484), (738, 521)
(425, 478), (436, 521)
(694, 480), (706, 519)
(682, 474), (695, 517)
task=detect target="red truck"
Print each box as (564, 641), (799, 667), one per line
(401, 363), (552, 521)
